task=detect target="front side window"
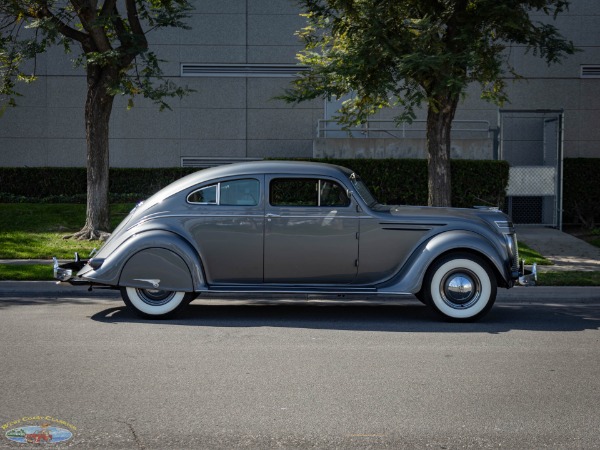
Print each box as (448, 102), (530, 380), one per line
(270, 178), (350, 207)
(187, 179), (259, 206)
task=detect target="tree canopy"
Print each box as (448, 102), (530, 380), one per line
(0, 0), (192, 239)
(283, 0), (576, 206)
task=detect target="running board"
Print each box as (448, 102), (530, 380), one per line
(207, 286), (380, 295)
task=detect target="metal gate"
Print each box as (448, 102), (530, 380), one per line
(499, 110), (564, 229)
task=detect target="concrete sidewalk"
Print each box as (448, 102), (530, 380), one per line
(515, 226), (600, 272)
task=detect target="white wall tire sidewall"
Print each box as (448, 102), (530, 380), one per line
(125, 287), (185, 316)
(429, 258), (492, 320)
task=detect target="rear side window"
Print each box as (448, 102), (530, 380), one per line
(187, 179), (259, 206)
(270, 178), (350, 207)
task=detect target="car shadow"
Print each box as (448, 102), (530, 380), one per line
(90, 298), (600, 334)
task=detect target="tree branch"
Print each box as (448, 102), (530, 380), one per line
(30, 2), (90, 44)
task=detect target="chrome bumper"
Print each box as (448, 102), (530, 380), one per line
(517, 260), (537, 286)
(53, 254), (88, 284)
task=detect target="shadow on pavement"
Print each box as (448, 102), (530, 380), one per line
(90, 300), (600, 334)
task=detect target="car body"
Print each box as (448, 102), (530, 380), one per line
(55, 161), (535, 321)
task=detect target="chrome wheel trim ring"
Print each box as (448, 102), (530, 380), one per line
(136, 288), (177, 307)
(439, 269), (481, 310)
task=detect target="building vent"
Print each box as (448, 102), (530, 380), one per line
(181, 63), (309, 78)
(181, 157), (262, 168)
(580, 65), (600, 78)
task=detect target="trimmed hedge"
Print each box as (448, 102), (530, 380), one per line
(0, 159), (509, 208)
(563, 158), (600, 228)
(310, 159), (509, 208)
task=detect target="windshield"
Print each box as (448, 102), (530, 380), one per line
(349, 173), (378, 208)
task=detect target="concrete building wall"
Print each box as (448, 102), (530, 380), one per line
(0, 0), (599, 167)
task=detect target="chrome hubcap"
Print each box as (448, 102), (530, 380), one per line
(440, 270), (481, 309)
(136, 289), (175, 307)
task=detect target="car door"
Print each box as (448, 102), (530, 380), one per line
(264, 175), (359, 284)
(184, 176), (264, 284)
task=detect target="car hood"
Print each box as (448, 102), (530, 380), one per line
(373, 204), (509, 227)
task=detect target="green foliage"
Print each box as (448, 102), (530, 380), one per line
(283, 0), (577, 126)
(0, 0), (193, 109)
(0, 160), (509, 208)
(563, 158), (600, 229)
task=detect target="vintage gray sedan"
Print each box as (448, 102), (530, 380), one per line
(55, 161), (534, 321)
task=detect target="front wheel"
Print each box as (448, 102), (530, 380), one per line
(121, 287), (194, 319)
(422, 253), (497, 322)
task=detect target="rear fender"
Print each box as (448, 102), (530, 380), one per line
(77, 230), (206, 291)
(378, 230), (509, 294)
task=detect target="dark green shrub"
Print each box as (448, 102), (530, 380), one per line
(0, 160), (508, 208)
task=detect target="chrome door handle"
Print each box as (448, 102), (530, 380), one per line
(265, 213), (280, 218)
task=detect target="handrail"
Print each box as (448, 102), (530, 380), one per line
(317, 119), (492, 138)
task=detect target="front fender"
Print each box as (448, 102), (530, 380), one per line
(76, 230), (207, 291)
(378, 230), (510, 294)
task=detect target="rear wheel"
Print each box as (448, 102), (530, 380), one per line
(121, 287), (194, 319)
(423, 253), (497, 322)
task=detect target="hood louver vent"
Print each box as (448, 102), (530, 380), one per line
(580, 65), (600, 78)
(181, 64), (310, 78)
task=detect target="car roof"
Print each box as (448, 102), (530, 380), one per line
(149, 160), (355, 203)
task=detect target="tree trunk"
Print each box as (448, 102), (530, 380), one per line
(426, 95), (459, 207)
(65, 65), (115, 240)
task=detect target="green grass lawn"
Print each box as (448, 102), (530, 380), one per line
(517, 241), (553, 266)
(0, 264), (53, 281)
(0, 203), (133, 259)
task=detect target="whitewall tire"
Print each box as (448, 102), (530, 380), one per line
(423, 253), (497, 322)
(120, 287), (193, 319)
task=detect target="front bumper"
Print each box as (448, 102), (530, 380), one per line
(517, 261), (537, 286)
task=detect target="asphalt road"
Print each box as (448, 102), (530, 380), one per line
(1, 283), (599, 449)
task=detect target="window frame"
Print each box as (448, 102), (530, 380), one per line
(186, 178), (260, 206)
(269, 177), (350, 208)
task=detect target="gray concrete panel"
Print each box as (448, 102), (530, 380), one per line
(110, 138), (181, 167)
(180, 109), (246, 140)
(181, 78), (246, 109)
(47, 107), (85, 139)
(247, 45), (302, 64)
(190, 0), (245, 14)
(247, 108), (316, 140)
(576, 140), (600, 158)
(180, 45), (246, 64)
(46, 139), (87, 166)
(182, 14), (246, 46)
(6, 78), (48, 107)
(45, 46), (81, 76)
(248, 0), (301, 15)
(568, 0), (600, 16)
(47, 77), (86, 108)
(180, 139), (247, 158)
(145, 24), (181, 46)
(577, 16), (600, 47)
(248, 14), (305, 46)
(110, 108), (181, 140)
(0, 138), (49, 166)
(145, 45), (181, 77)
(562, 110), (582, 149)
(0, 107), (47, 138)
(246, 139), (313, 158)
(247, 78), (319, 109)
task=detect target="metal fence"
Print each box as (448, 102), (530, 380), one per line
(499, 110), (564, 229)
